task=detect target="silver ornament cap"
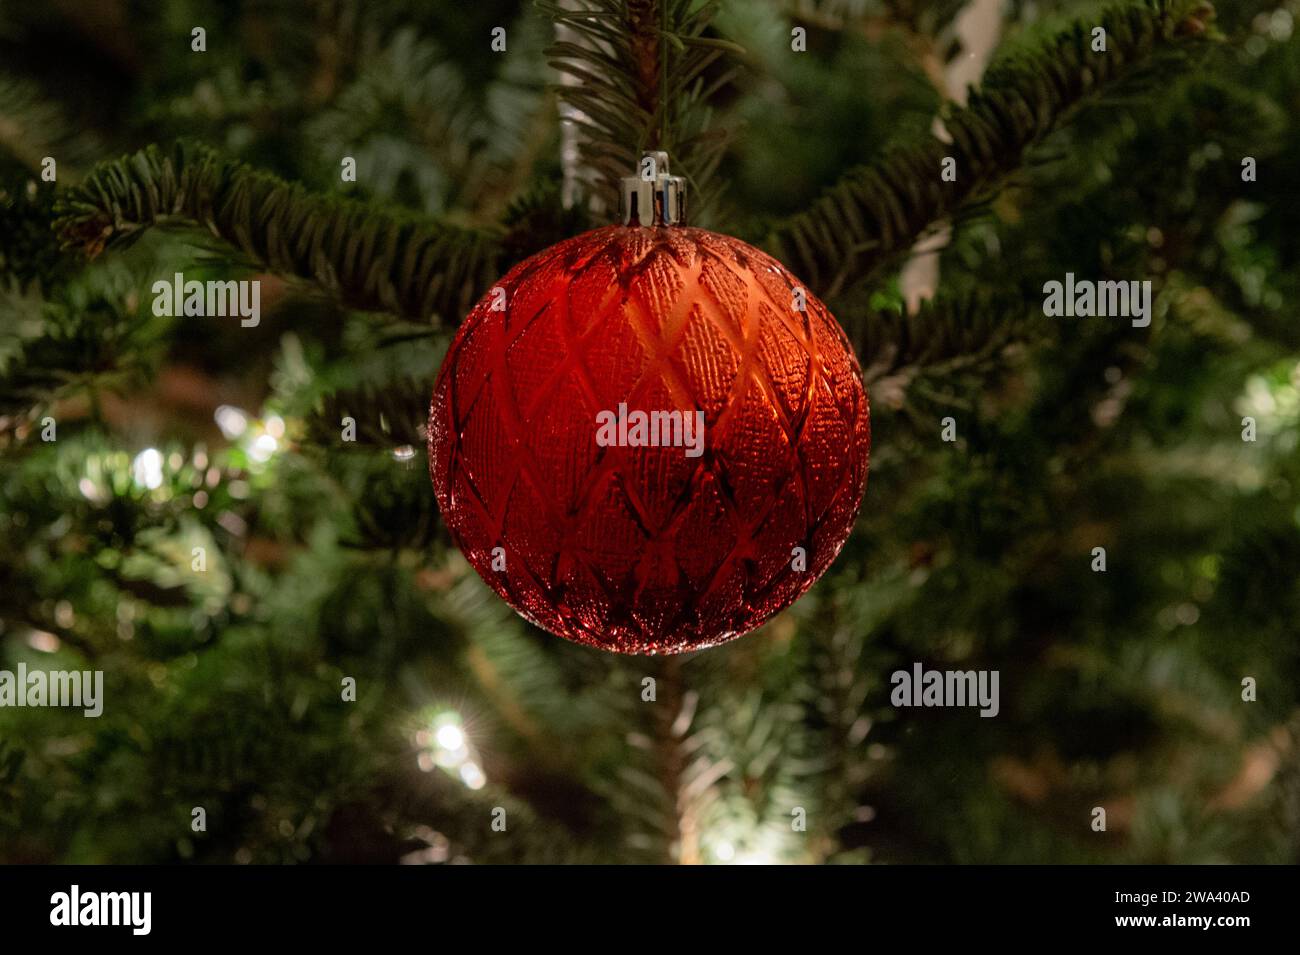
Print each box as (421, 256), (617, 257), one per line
(619, 150), (687, 227)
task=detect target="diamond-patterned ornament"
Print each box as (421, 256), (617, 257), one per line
(428, 224), (870, 654)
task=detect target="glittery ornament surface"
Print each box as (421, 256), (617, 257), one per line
(428, 225), (870, 654)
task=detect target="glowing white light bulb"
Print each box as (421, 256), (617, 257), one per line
(435, 724), (465, 752)
(249, 433), (278, 462)
(131, 449), (164, 490)
(27, 630), (60, 653)
(214, 405), (249, 439)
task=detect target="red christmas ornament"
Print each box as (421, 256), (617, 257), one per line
(428, 156), (869, 654)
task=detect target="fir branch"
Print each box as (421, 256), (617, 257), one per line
(646, 656), (691, 863)
(685, 659), (823, 864)
(581, 654), (691, 863)
(764, 0), (1217, 298)
(498, 177), (592, 267)
(54, 142), (503, 323)
(445, 574), (599, 744)
(304, 376), (429, 453)
(0, 287), (161, 420)
(854, 292), (1041, 393)
(0, 177), (67, 290)
(340, 454), (441, 551)
(540, 0), (741, 209)
(302, 18), (553, 220)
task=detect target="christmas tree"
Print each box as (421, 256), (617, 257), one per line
(1, 0), (1297, 865)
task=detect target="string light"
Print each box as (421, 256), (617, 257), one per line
(78, 477), (104, 502)
(27, 630), (60, 653)
(418, 711), (488, 791)
(706, 828), (782, 865)
(215, 407), (289, 468)
(435, 724), (465, 751)
(459, 762), (487, 790)
(214, 405), (248, 439)
(249, 432), (278, 463)
(130, 449), (164, 490)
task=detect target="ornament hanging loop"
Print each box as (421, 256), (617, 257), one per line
(619, 151), (687, 227)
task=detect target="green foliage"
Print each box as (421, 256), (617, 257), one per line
(0, 169), (68, 289)
(850, 292), (1042, 426)
(54, 142), (502, 323)
(540, 0), (741, 210)
(0, 261), (170, 420)
(763, 0), (1217, 297)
